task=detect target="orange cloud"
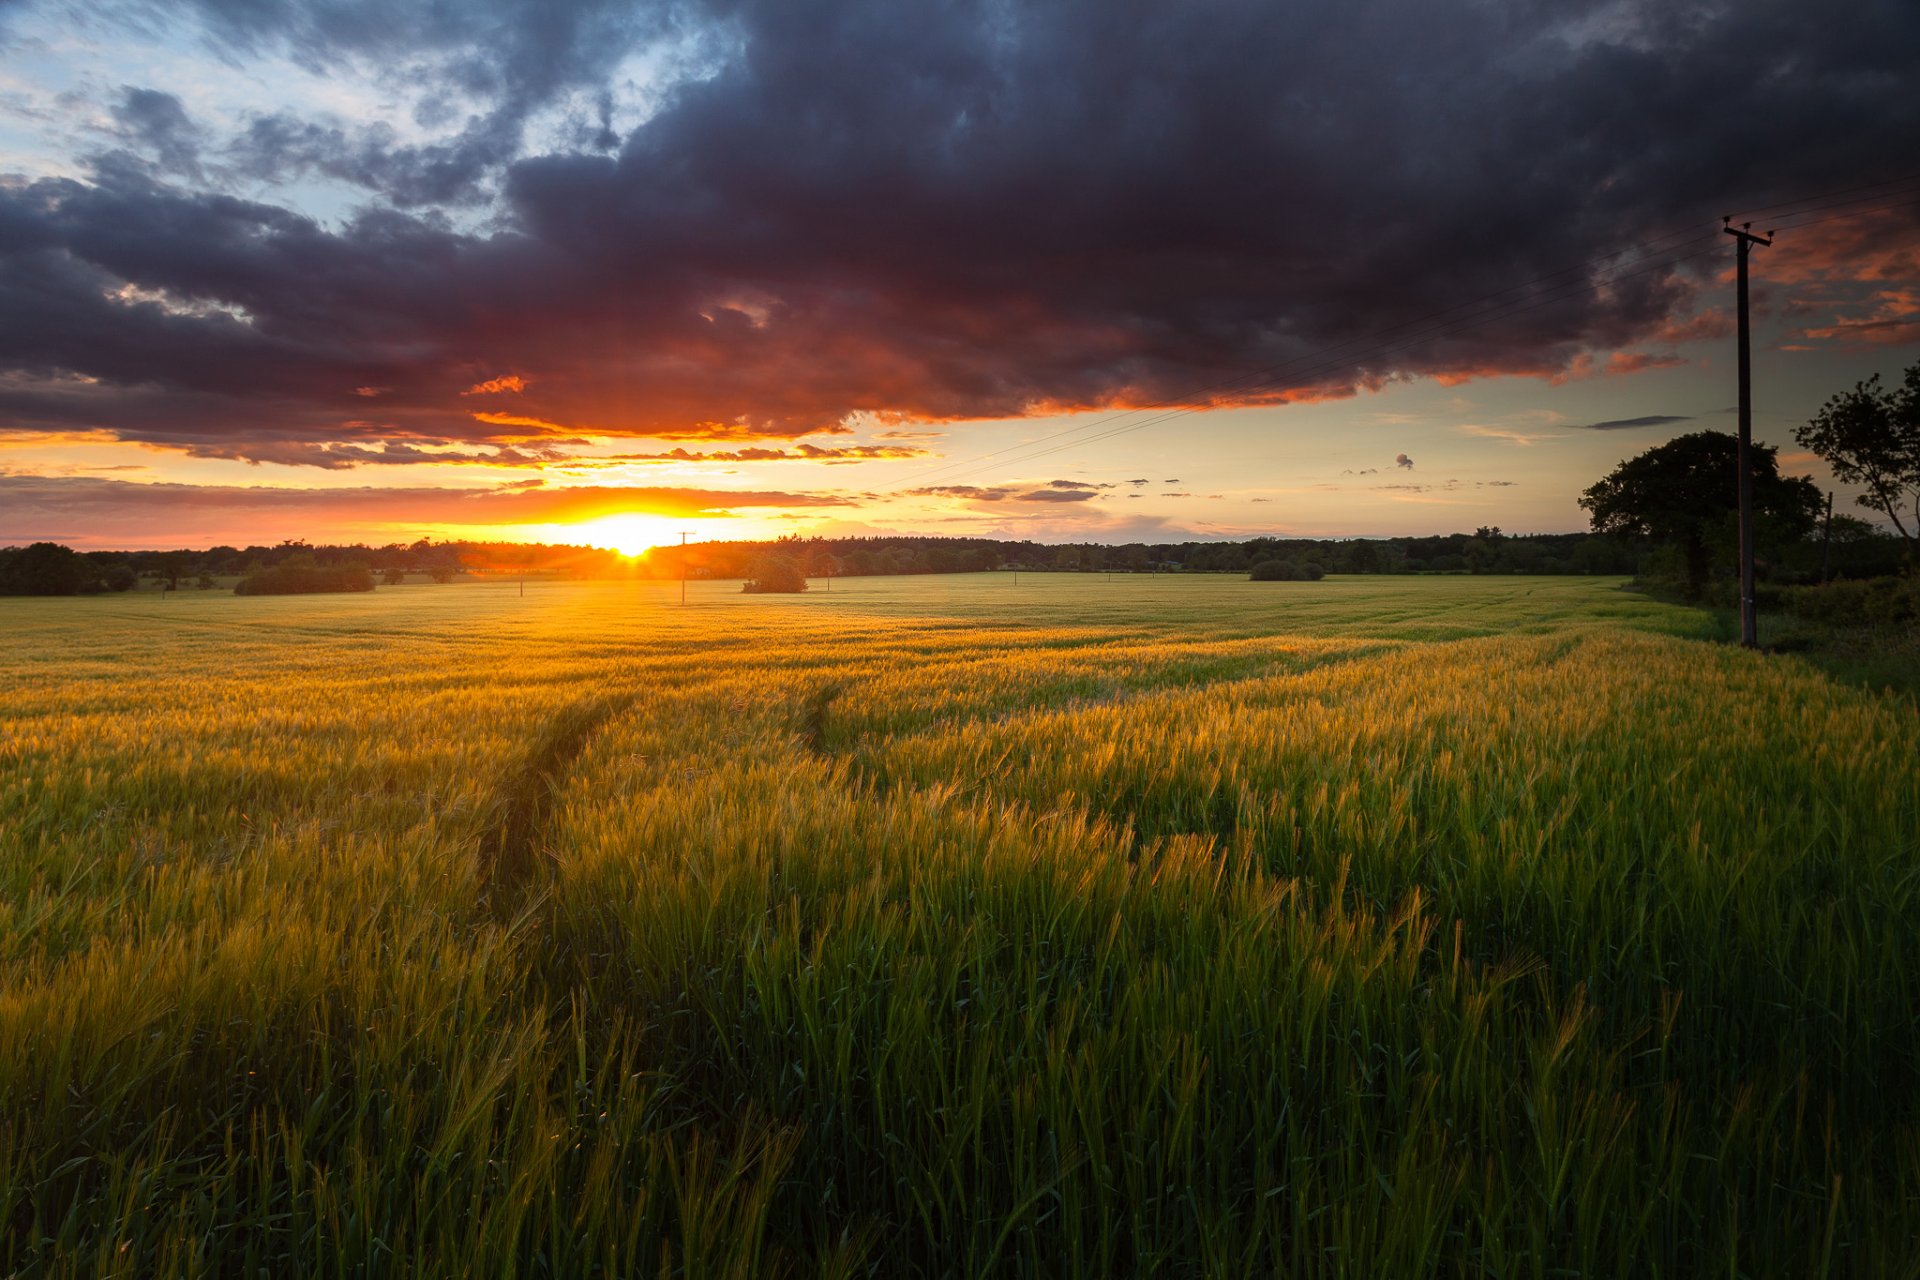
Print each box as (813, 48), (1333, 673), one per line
(471, 410), (572, 433)
(463, 375), (528, 395)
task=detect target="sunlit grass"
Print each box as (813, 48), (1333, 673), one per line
(1, 574), (1915, 1275)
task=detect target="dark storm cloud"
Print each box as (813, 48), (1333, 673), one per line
(3, 0), (1919, 463)
(1577, 413), (1694, 430)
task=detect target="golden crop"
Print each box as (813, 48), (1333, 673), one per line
(1, 574), (1915, 1276)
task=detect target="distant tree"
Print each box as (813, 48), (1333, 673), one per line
(428, 565), (458, 584)
(196, 574), (217, 590)
(383, 566), (408, 585)
(0, 542), (88, 595)
(1250, 559), (1321, 581)
(742, 554), (808, 593)
(150, 550), (195, 591)
(1340, 540), (1384, 574)
(235, 558), (374, 595)
(1795, 360), (1920, 560)
(1579, 430), (1821, 599)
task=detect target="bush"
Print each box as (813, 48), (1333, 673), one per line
(742, 556), (808, 594)
(234, 562), (375, 596)
(1250, 559), (1322, 582)
(1783, 576), (1920, 628)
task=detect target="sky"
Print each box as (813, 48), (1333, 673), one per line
(1, 0), (1916, 552)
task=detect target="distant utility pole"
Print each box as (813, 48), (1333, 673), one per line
(1725, 217), (1774, 649)
(677, 531), (694, 605)
(1820, 490), (1835, 583)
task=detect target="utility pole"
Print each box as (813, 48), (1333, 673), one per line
(1820, 490), (1834, 583)
(1724, 218), (1773, 649)
(677, 531), (694, 605)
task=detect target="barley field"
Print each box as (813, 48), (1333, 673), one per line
(1, 574), (1916, 1277)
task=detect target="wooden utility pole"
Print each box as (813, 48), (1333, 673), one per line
(1725, 218), (1773, 649)
(1820, 491), (1835, 583)
(677, 531), (694, 605)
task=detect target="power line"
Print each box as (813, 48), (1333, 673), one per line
(898, 226), (1720, 488)
(1726, 172), (1920, 221)
(914, 240), (1728, 489)
(894, 175), (1919, 491)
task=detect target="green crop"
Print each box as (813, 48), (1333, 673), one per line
(1, 574), (1914, 1276)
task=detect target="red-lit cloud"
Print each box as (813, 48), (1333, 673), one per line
(0, 0), (1915, 482)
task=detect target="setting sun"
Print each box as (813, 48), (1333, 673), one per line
(570, 513), (687, 557)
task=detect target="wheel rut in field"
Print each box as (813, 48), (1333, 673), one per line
(478, 692), (635, 906)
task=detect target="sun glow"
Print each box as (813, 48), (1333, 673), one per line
(571, 513), (688, 557)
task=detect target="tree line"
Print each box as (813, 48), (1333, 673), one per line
(4, 522), (1904, 598)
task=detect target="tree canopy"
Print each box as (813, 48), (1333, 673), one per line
(1795, 359), (1920, 557)
(1579, 430), (1821, 599)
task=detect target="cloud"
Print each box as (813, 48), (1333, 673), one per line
(0, 472), (849, 547)
(1458, 424), (1564, 446)
(603, 443), (928, 465)
(1395, 454), (1414, 470)
(0, 0), (1914, 469)
(1576, 414), (1693, 430)
(904, 479), (1106, 505)
(464, 375), (528, 395)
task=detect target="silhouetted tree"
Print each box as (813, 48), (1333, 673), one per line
(0, 542), (88, 595)
(1579, 431), (1820, 600)
(742, 554), (807, 593)
(1250, 559), (1322, 581)
(1795, 360), (1920, 561)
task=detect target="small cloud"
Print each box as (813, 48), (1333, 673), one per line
(353, 386), (388, 397)
(1459, 423), (1563, 446)
(1395, 453), (1414, 470)
(907, 484), (1014, 501)
(1162, 491), (1192, 497)
(471, 410), (569, 432)
(463, 375), (528, 396)
(1250, 497), (1272, 503)
(1163, 478), (1181, 483)
(1127, 478), (1150, 486)
(1575, 414), (1691, 431)
(1020, 486), (1100, 502)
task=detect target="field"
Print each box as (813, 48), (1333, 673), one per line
(2, 573), (1916, 1277)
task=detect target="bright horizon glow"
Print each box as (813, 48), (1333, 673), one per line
(566, 513), (697, 557)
